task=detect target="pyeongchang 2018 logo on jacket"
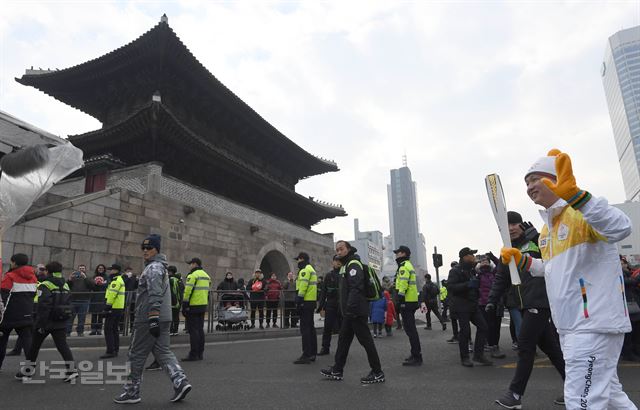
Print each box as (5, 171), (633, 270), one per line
(580, 355), (596, 408)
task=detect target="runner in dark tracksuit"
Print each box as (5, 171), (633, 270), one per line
(490, 213), (565, 408)
(321, 241), (384, 384)
(317, 257), (342, 355)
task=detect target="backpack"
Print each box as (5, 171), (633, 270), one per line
(349, 260), (382, 301)
(49, 284), (72, 321)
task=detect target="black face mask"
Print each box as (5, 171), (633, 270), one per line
(461, 261), (474, 270)
(225, 276), (233, 281)
(297, 261), (307, 269)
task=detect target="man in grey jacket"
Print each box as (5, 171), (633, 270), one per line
(114, 234), (192, 404)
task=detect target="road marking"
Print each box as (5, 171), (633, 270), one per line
(501, 358), (640, 368)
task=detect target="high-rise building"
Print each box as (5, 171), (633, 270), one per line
(612, 201), (640, 264)
(381, 234), (398, 278)
(387, 158), (428, 274)
(602, 26), (640, 200)
(351, 219), (384, 274)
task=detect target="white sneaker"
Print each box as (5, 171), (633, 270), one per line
(64, 370), (79, 383)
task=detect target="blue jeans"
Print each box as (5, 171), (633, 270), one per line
(509, 307), (523, 339)
(67, 299), (90, 335)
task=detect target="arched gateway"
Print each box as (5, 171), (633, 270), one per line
(255, 242), (294, 281)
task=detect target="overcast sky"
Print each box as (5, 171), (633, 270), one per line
(2, 1), (639, 268)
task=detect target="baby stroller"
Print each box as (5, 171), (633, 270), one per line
(215, 291), (250, 331)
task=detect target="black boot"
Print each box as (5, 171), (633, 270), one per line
(472, 354), (493, 366)
(402, 355), (423, 366)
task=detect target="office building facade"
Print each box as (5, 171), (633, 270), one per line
(602, 26), (640, 200)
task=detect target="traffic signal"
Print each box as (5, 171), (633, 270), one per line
(432, 253), (443, 268)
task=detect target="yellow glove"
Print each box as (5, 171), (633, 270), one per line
(500, 247), (522, 265)
(541, 149), (591, 209)
(501, 247), (532, 272)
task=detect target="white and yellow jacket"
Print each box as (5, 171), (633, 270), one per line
(528, 196), (632, 335)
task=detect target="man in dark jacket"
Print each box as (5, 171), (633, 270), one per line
(217, 272), (238, 292)
(317, 256), (342, 355)
(216, 271), (241, 313)
(447, 247), (493, 367)
(66, 264), (93, 337)
(0, 253), (37, 370)
(321, 241), (384, 384)
(15, 261), (78, 382)
(420, 273), (446, 331)
(490, 212), (565, 409)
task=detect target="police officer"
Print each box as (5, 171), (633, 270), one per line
(16, 261), (78, 382)
(182, 257), (210, 361)
(393, 245), (422, 366)
(293, 252), (318, 364)
(317, 255), (342, 355)
(101, 264), (125, 359)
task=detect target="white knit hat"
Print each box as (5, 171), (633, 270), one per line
(525, 156), (557, 179)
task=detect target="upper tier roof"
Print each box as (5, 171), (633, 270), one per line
(15, 15), (337, 182)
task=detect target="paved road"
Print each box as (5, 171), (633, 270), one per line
(0, 324), (638, 409)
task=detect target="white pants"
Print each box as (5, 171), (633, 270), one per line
(560, 333), (637, 410)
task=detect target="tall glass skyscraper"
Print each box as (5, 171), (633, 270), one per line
(602, 26), (640, 200)
(387, 161), (428, 273)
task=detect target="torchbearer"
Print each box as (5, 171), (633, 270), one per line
(501, 149), (637, 410)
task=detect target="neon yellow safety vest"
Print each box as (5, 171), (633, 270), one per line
(39, 275), (70, 295)
(34, 281), (41, 302)
(183, 269), (211, 306)
(105, 275), (126, 310)
(296, 264), (317, 301)
(395, 260), (418, 302)
(439, 286), (448, 301)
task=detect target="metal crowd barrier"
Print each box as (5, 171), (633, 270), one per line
(64, 290), (303, 336)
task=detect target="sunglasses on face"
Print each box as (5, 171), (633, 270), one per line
(141, 246), (154, 251)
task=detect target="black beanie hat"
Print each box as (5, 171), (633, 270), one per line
(507, 211), (523, 225)
(141, 234), (161, 251)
